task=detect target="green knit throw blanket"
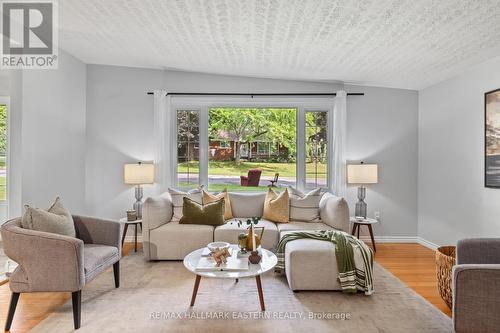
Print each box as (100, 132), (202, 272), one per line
(276, 230), (374, 295)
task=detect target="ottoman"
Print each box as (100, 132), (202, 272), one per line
(284, 238), (341, 291)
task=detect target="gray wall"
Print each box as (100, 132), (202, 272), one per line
(86, 65), (419, 239)
(18, 50), (87, 214)
(85, 66), (163, 221)
(346, 84), (418, 238)
(418, 56), (500, 245)
(85, 66), (342, 220)
(6, 51), (500, 244)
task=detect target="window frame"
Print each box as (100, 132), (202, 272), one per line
(171, 96), (333, 192)
(304, 109), (329, 190)
(176, 109), (201, 189)
(0, 97), (10, 210)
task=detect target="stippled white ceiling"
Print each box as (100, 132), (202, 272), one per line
(60, 0), (500, 90)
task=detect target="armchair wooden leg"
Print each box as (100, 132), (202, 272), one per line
(72, 291), (81, 330)
(113, 261), (120, 288)
(5, 292), (20, 331)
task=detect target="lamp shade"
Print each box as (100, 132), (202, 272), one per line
(347, 164), (378, 184)
(124, 163), (154, 185)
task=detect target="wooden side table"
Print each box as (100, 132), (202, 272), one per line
(119, 218), (142, 252)
(350, 217), (378, 252)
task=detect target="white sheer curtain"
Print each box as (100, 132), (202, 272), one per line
(153, 90), (173, 194)
(329, 90), (347, 197)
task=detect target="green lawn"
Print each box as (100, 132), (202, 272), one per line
(0, 175), (5, 201)
(178, 161), (326, 177)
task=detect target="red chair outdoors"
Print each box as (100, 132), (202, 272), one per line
(240, 169), (262, 186)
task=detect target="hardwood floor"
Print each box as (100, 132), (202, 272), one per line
(375, 243), (452, 317)
(0, 243), (141, 333)
(0, 242), (449, 332)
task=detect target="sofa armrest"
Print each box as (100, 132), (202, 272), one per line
(73, 215), (121, 256)
(319, 193), (349, 232)
(453, 264), (500, 332)
(456, 238), (500, 264)
(143, 192), (173, 260)
(1, 222), (85, 292)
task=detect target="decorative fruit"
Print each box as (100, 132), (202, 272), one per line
(246, 229), (261, 251)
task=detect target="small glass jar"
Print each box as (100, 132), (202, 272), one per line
(127, 210), (137, 221)
(238, 233), (247, 252)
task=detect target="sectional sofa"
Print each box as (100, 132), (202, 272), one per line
(142, 190), (350, 290)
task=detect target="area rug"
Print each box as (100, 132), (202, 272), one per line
(31, 251), (452, 333)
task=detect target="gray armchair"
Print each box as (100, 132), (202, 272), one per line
(452, 238), (500, 333)
(1, 215), (122, 330)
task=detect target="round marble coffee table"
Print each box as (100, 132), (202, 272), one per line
(183, 245), (277, 311)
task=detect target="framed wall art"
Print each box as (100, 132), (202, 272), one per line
(485, 88), (500, 187)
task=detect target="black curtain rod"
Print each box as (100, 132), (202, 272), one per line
(146, 92), (364, 97)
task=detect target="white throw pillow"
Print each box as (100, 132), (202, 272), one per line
(288, 187), (324, 222)
(168, 188), (202, 221)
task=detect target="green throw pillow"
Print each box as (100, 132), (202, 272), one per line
(179, 197), (225, 226)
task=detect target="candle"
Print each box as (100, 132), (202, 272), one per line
(252, 225), (256, 251)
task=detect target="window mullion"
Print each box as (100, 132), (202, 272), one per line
(199, 106), (209, 188)
(297, 107), (306, 192)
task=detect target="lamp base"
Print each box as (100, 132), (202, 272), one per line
(133, 185), (144, 218)
(355, 186), (367, 218)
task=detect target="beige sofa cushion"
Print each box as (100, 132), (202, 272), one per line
(143, 192), (173, 230)
(21, 197), (76, 237)
(214, 218), (279, 251)
(288, 187), (323, 222)
(149, 221), (214, 260)
(228, 192), (266, 218)
(168, 188), (202, 221)
(284, 238), (341, 290)
(263, 188), (289, 223)
(319, 193), (349, 231)
(277, 222), (333, 236)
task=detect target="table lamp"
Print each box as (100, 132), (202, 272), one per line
(124, 162), (154, 218)
(347, 162), (378, 218)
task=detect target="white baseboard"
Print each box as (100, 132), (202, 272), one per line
(416, 237), (439, 250)
(357, 235), (439, 250)
(358, 235), (418, 243)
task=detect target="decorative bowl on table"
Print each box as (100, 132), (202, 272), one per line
(207, 241), (230, 253)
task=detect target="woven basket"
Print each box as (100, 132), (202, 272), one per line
(435, 246), (456, 309)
